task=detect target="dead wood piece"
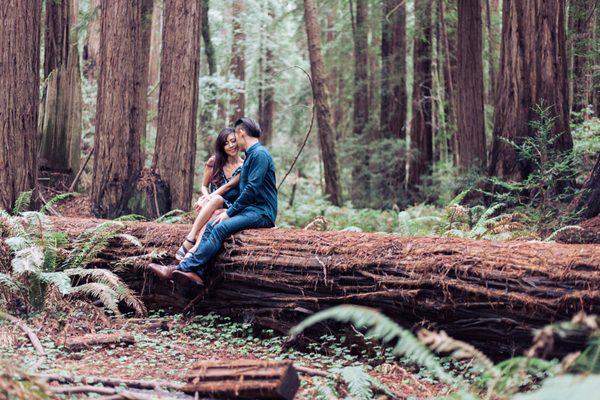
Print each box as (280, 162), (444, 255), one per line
(0, 312), (45, 356)
(65, 332), (135, 351)
(38, 372), (185, 391)
(40, 217), (600, 357)
(184, 359), (300, 400)
(50, 385), (116, 395)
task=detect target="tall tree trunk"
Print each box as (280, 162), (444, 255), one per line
(534, 0), (572, 151)
(83, 0), (101, 79)
(138, 0), (154, 161)
(152, 0), (201, 211)
(437, 0), (457, 164)
(39, 0), (82, 178)
(91, 1), (148, 218)
(0, 0), (41, 210)
(484, 0), (498, 104)
(489, 0), (572, 180)
(258, 7), (275, 146)
(147, 0), (163, 126)
(407, 0), (433, 189)
(351, 0), (371, 207)
(570, 154), (600, 221)
(569, 0), (595, 114)
(303, 0), (343, 206)
(455, 0), (486, 171)
(229, 0), (245, 123)
(199, 0), (217, 135)
(380, 0), (407, 205)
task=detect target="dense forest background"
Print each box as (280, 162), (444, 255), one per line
(0, 0), (599, 232)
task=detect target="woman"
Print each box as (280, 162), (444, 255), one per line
(176, 127), (244, 260)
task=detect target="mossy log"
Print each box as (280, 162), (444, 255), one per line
(41, 217), (600, 356)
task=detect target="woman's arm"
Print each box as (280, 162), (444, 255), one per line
(200, 158), (214, 197)
(211, 174), (240, 196)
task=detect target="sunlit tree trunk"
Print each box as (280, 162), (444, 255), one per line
(303, 0), (343, 206)
(407, 0), (433, 189)
(438, 0), (457, 162)
(91, 1), (147, 217)
(152, 0), (201, 211)
(147, 0), (162, 126)
(229, 0), (245, 123)
(258, 6), (275, 146)
(0, 0), (41, 210)
(351, 0), (371, 207)
(455, 0), (486, 171)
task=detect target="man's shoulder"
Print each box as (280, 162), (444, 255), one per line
(254, 144), (274, 160)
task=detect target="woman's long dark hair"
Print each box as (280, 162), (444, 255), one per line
(210, 127), (235, 186)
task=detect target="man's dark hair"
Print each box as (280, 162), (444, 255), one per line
(234, 117), (262, 138)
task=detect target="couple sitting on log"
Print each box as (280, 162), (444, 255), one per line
(147, 117), (278, 287)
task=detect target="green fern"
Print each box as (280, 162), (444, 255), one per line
(69, 282), (121, 315)
(38, 272), (71, 295)
(155, 209), (188, 224)
(335, 366), (373, 400)
(114, 214), (147, 222)
(40, 192), (77, 215)
(0, 272), (22, 293)
(64, 221), (126, 269)
(290, 305), (457, 384)
(12, 191), (32, 215)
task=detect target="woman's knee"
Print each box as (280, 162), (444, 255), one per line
(209, 194), (224, 207)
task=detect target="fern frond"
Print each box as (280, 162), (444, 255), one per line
(65, 221), (125, 269)
(12, 191), (32, 214)
(334, 366), (372, 400)
(0, 272), (22, 293)
(39, 272), (72, 295)
(66, 268), (146, 316)
(115, 233), (142, 247)
(40, 192), (77, 215)
(4, 236), (31, 252)
(447, 189), (470, 207)
(155, 209), (187, 224)
(69, 282), (121, 315)
(544, 225), (583, 242)
(11, 246), (44, 275)
(290, 305), (457, 384)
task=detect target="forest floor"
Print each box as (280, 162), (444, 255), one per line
(2, 307), (448, 399)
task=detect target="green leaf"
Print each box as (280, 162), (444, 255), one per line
(11, 246), (44, 275)
(12, 191), (32, 214)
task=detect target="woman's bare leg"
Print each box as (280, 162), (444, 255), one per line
(177, 196), (224, 257)
(188, 209), (226, 254)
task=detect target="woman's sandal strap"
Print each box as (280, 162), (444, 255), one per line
(185, 237), (196, 245)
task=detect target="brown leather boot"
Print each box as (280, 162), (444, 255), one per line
(147, 263), (177, 280)
(173, 270), (204, 287)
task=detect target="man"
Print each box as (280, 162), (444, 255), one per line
(148, 117), (277, 286)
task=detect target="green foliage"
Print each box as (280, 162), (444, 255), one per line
(0, 198), (144, 316)
(513, 374), (600, 400)
(40, 192), (77, 215)
(154, 209), (189, 224)
(12, 191), (32, 215)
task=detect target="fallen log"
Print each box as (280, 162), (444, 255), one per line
(64, 332), (135, 351)
(183, 360), (299, 400)
(29, 218), (600, 356)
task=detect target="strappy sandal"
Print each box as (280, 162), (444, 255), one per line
(175, 237), (195, 261)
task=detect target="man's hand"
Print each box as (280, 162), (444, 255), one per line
(211, 212), (230, 226)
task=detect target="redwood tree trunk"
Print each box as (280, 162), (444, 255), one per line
(229, 0), (246, 123)
(147, 0), (163, 126)
(571, 154), (600, 221)
(83, 0), (101, 79)
(438, 0), (458, 161)
(258, 7), (275, 146)
(39, 0), (82, 177)
(407, 0), (433, 189)
(351, 0), (371, 207)
(152, 0), (201, 211)
(569, 0), (595, 114)
(455, 0), (486, 171)
(489, 0), (572, 180)
(304, 0), (343, 206)
(0, 0), (41, 210)
(91, 1), (148, 217)
(50, 217), (600, 357)
(138, 0), (154, 160)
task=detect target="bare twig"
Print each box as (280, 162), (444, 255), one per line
(50, 385), (117, 395)
(0, 312), (45, 356)
(68, 147), (94, 192)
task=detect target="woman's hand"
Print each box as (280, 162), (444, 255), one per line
(194, 194), (211, 212)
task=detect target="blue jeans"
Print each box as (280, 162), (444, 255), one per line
(178, 209), (273, 276)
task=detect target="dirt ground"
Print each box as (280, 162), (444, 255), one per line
(1, 309), (447, 399)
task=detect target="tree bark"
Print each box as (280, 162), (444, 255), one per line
(438, 0), (458, 162)
(351, 0), (371, 207)
(49, 217), (600, 357)
(489, 0), (573, 180)
(229, 0), (246, 123)
(138, 0), (154, 161)
(407, 0), (433, 189)
(303, 0), (343, 206)
(569, 0), (595, 114)
(0, 0), (41, 210)
(200, 0), (217, 133)
(258, 6), (275, 147)
(91, 1), (148, 218)
(152, 0), (201, 212)
(570, 153), (600, 221)
(455, 0), (486, 171)
(484, 0), (498, 104)
(184, 360), (299, 400)
(147, 0), (163, 126)
(83, 0), (101, 79)
(39, 0), (82, 178)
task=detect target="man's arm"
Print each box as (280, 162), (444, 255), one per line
(226, 152), (269, 217)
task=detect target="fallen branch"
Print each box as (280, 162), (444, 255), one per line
(38, 372), (185, 392)
(64, 332), (135, 351)
(49, 385), (116, 395)
(0, 311), (45, 356)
